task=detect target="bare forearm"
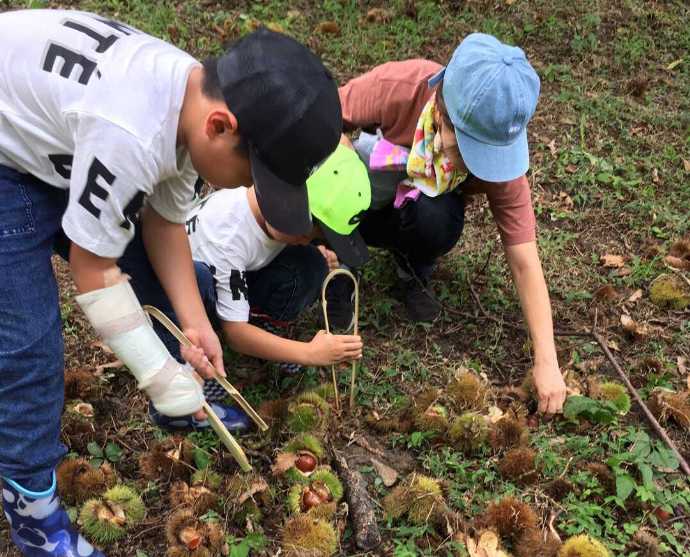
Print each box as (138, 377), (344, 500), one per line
(505, 243), (557, 365)
(69, 244), (118, 293)
(222, 321), (313, 365)
(141, 206), (207, 330)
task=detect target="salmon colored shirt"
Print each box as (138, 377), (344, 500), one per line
(339, 59), (536, 246)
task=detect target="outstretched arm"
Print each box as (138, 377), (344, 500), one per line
(504, 241), (566, 414)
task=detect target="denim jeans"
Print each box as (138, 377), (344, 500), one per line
(118, 229), (328, 360)
(0, 165), (69, 492)
(353, 134), (466, 281)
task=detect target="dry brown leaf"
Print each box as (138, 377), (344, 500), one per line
(620, 314), (650, 338)
(365, 8), (392, 23)
(94, 359), (123, 375)
(678, 356), (688, 376)
(683, 159), (690, 173)
(628, 289), (643, 303)
(487, 406), (505, 423)
(608, 340), (621, 352)
(616, 266), (633, 277)
(601, 254), (625, 268)
(652, 168), (660, 184)
(547, 138), (557, 155)
(465, 531), (510, 557)
(316, 21), (340, 34)
(370, 457), (398, 487)
(271, 452), (297, 476)
(664, 255), (690, 271)
(565, 164), (577, 174)
(237, 477), (269, 505)
(73, 402), (94, 417)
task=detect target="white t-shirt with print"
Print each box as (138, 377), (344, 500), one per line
(186, 188), (285, 323)
(0, 9), (199, 257)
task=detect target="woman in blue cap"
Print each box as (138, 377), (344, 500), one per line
(335, 33), (567, 414)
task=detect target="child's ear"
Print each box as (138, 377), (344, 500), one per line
(205, 110), (239, 139)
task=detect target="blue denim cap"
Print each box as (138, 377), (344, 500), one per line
(428, 33), (540, 182)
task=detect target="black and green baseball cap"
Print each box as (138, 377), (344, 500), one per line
(307, 144), (371, 267)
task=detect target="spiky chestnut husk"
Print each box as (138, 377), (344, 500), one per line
(165, 510), (225, 557)
(583, 463), (615, 494)
(448, 372), (489, 411)
(414, 404), (449, 433)
(415, 387), (442, 411)
(258, 398), (289, 426)
(498, 448), (539, 485)
(57, 458), (116, 506)
(383, 474), (446, 525)
(61, 401), (100, 452)
(448, 412), (489, 455)
(169, 481), (218, 515)
(515, 528), (562, 557)
(190, 470), (223, 491)
(79, 485), (145, 544)
(482, 496), (538, 545)
(287, 484), (336, 518)
(64, 369), (100, 401)
(627, 530), (660, 557)
(287, 468), (342, 515)
(489, 416), (529, 452)
(286, 392), (330, 433)
(592, 381), (631, 415)
(558, 534), (610, 557)
(139, 436), (195, 482)
(649, 274), (690, 310)
(648, 389), (690, 429)
(224, 472), (272, 526)
(544, 478), (575, 501)
(309, 468), (343, 503)
(308, 382), (337, 402)
(284, 434), (326, 460)
(281, 514), (338, 557)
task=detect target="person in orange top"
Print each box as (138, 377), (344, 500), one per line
(334, 34), (566, 414)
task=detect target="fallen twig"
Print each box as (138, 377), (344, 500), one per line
(332, 449), (381, 552)
(591, 329), (690, 477)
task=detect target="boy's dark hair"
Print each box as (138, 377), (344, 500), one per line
(201, 56), (250, 156)
(434, 82), (454, 128)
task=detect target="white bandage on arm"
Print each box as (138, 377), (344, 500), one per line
(75, 280), (204, 417)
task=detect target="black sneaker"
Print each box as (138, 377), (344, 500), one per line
(403, 278), (441, 322)
(324, 275), (355, 331)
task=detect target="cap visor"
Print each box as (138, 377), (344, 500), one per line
(251, 147), (311, 235)
(428, 67), (446, 88)
(456, 128), (529, 183)
(319, 220), (369, 268)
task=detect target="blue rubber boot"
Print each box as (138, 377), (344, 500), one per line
(149, 401), (251, 433)
(2, 473), (105, 557)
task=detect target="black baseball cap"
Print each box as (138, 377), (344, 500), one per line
(217, 28), (342, 235)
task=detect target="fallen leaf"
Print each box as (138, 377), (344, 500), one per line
(615, 266), (632, 277)
(73, 402), (94, 418)
(665, 58), (684, 71)
(664, 255), (690, 271)
(487, 406), (505, 423)
(370, 457), (398, 487)
(601, 254), (625, 268)
(316, 21), (340, 34)
(94, 359), (123, 375)
(683, 159), (690, 173)
(608, 339), (620, 351)
(547, 138), (557, 155)
(237, 477), (269, 505)
(465, 530), (510, 557)
(271, 452), (297, 476)
(266, 21), (285, 33)
(365, 8), (392, 23)
(678, 356), (687, 376)
(167, 25), (179, 43)
(652, 168), (660, 184)
(620, 314), (650, 338)
(627, 289), (643, 303)
(565, 164), (577, 174)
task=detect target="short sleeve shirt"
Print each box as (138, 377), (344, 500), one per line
(186, 189), (285, 323)
(0, 9), (200, 257)
(339, 59), (536, 245)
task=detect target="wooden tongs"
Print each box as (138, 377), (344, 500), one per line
(143, 305), (268, 472)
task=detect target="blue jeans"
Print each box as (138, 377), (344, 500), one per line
(0, 165), (69, 492)
(118, 229), (328, 360)
(353, 134), (466, 281)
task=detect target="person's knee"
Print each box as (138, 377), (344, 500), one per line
(194, 261), (216, 303)
(413, 195), (465, 256)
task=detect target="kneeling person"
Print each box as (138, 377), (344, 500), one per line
(121, 143), (370, 431)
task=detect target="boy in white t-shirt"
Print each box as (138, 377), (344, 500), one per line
(120, 143), (371, 430)
(0, 9), (342, 556)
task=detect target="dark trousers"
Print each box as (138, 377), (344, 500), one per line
(118, 230), (327, 360)
(358, 191), (466, 281)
